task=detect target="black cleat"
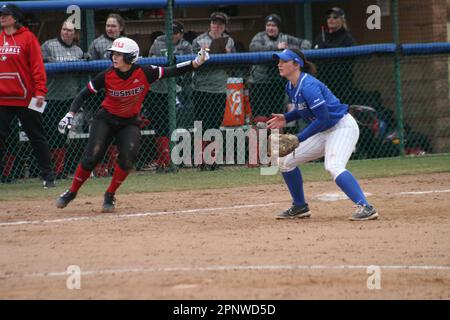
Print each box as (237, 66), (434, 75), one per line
(102, 192), (116, 213)
(56, 190), (77, 208)
(276, 204), (311, 219)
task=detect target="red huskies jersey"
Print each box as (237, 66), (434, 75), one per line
(87, 65), (163, 118)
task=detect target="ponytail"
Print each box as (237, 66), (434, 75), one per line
(290, 48), (317, 76)
(303, 60), (317, 76)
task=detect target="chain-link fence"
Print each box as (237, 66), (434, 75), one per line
(1, 0), (449, 183)
(1, 47), (449, 182)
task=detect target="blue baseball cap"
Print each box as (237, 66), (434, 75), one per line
(273, 49), (304, 67)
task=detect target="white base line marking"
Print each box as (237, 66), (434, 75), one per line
(2, 264), (449, 279)
(0, 202), (282, 227)
(399, 189), (450, 195)
(1, 188), (449, 227)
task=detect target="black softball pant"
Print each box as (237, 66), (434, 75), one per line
(80, 109), (141, 172)
(0, 106), (54, 181)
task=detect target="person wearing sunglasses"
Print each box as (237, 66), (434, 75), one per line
(313, 7), (356, 49)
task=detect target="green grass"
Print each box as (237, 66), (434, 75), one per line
(1, 154), (449, 202)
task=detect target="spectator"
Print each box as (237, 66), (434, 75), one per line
(41, 20), (86, 179)
(148, 21), (192, 58)
(313, 7), (356, 49)
(148, 30), (164, 53)
(145, 21), (193, 172)
(183, 30), (198, 45)
(249, 14), (311, 119)
(41, 21), (84, 62)
(191, 12), (236, 170)
(313, 7), (356, 104)
(0, 3), (55, 187)
(88, 13), (125, 60)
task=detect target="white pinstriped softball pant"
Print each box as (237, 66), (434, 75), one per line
(279, 113), (360, 179)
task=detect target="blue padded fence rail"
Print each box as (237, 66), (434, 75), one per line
(0, 0), (331, 11)
(0, 0), (167, 10)
(45, 43), (402, 74)
(174, 0), (317, 7)
(401, 42), (450, 55)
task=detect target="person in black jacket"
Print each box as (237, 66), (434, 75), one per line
(313, 7), (356, 104)
(313, 7), (356, 49)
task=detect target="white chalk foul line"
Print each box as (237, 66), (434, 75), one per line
(2, 264), (450, 279)
(1, 188), (449, 227)
(0, 202), (282, 227)
(315, 189), (450, 202)
(399, 189), (450, 195)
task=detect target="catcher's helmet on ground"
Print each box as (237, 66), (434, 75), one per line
(107, 37), (140, 64)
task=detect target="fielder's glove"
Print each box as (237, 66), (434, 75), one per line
(268, 133), (299, 157)
(58, 112), (74, 134)
(194, 48), (210, 66)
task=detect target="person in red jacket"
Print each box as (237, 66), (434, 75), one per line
(0, 3), (55, 187)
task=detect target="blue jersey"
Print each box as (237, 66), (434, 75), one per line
(284, 72), (348, 142)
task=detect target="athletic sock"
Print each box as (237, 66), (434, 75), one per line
(106, 164), (129, 194)
(70, 164), (91, 193)
(335, 170), (370, 206)
(156, 136), (170, 167)
(281, 167), (306, 206)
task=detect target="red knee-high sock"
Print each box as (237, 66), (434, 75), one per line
(70, 164), (91, 193)
(51, 148), (66, 176)
(106, 164), (129, 194)
(156, 136), (170, 167)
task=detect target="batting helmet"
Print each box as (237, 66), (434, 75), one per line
(107, 37), (140, 64)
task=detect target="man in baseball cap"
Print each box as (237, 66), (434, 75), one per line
(248, 13), (310, 119)
(209, 12), (228, 25)
(172, 20), (184, 34)
(265, 13), (282, 28)
(0, 3), (24, 24)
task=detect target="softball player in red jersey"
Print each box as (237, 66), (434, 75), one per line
(56, 37), (209, 212)
(267, 48), (378, 221)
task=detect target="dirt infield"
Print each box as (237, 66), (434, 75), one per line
(1, 172), (449, 299)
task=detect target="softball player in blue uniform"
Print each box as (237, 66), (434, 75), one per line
(267, 48), (378, 221)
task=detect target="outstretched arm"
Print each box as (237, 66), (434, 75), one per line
(143, 48), (210, 83)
